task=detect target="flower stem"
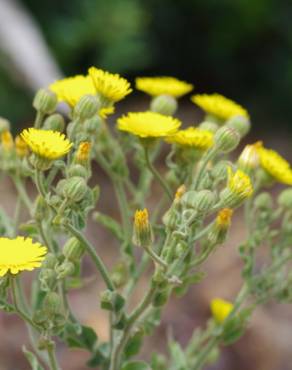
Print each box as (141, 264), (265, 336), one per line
(192, 147), (217, 190)
(46, 344), (60, 370)
(34, 111), (45, 129)
(143, 145), (172, 201)
(11, 175), (33, 216)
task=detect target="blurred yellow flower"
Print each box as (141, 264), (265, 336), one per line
(1, 130), (14, 151)
(166, 127), (214, 150)
(191, 93), (249, 121)
(216, 208), (233, 228)
(117, 112), (181, 138)
(257, 144), (292, 185)
(88, 67), (132, 102)
(210, 298), (234, 323)
(76, 141), (91, 162)
(0, 236), (47, 276)
(15, 135), (29, 158)
(136, 76), (193, 98)
(99, 106), (115, 119)
(50, 75), (95, 107)
(21, 128), (72, 160)
(227, 167), (253, 199)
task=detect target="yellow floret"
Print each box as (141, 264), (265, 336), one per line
(136, 76), (193, 98)
(166, 127), (214, 150)
(21, 128), (72, 160)
(117, 111), (181, 138)
(227, 167), (253, 199)
(191, 93), (249, 121)
(210, 298), (234, 323)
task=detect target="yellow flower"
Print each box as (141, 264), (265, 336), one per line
(227, 167), (253, 199)
(256, 144), (292, 185)
(210, 298), (234, 323)
(238, 142), (261, 172)
(1, 130), (14, 151)
(136, 76), (193, 98)
(21, 128), (72, 160)
(88, 67), (132, 102)
(0, 236), (47, 276)
(50, 75), (95, 107)
(133, 208), (153, 247)
(175, 184), (187, 200)
(216, 208), (233, 228)
(117, 111), (181, 138)
(191, 93), (249, 121)
(76, 141), (91, 162)
(15, 135), (29, 157)
(166, 127), (214, 150)
(99, 106), (115, 119)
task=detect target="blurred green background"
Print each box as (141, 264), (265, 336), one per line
(1, 0), (292, 132)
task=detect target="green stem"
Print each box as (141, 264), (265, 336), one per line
(192, 147), (217, 190)
(35, 170), (47, 198)
(143, 145), (172, 201)
(64, 223), (115, 291)
(145, 246), (167, 270)
(46, 344), (60, 370)
(34, 111), (45, 128)
(11, 175), (33, 216)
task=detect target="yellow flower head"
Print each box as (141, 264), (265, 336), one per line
(134, 209), (149, 231)
(50, 75), (95, 107)
(136, 76), (193, 98)
(191, 93), (249, 121)
(238, 142), (261, 171)
(21, 128), (72, 160)
(15, 135), (29, 158)
(166, 127), (214, 150)
(133, 208), (153, 247)
(210, 298), (234, 323)
(99, 106), (115, 119)
(227, 167), (253, 199)
(0, 236), (47, 276)
(216, 208), (233, 228)
(76, 141), (91, 162)
(256, 143), (292, 185)
(117, 111), (181, 138)
(88, 67), (132, 102)
(1, 130), (14, 151)
(175, 184), (187, 200)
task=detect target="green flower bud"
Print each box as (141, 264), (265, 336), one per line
(42, 253), (58, 269)
(133, 209), (154, 248)
(254, 192), (273, 210)
(56, 261), (75, 279)
(214, 126), (240, 153)
(238, 143), (260, 173)
(181, 190), (216, 213)
(199, 120), (219, 133)
(67, 164), (88, 178)
(34, 195), (49, 221)
(0, 117), (10, 133)
(153, 289), (169, 307)
(33, 89), (58, 114)
(226, 115), (251, 138)
(63, 237), (84, 262)
(29, 153), (52, 171)
(150, 95), (178, 116)
(43, 292), (62, 315)
(39, 268), (56, 291)
(84, 116), (102, 134)
(43, 114), (65, 132)
(62, 176), (88, 202)
(73, 95), (100, 120)
(162, 207), (179, 230)
(100, 290), (125, 312)
(278, 188), (292, 208)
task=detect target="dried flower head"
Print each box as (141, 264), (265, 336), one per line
(21, 128), (72, 160)
(0, 236), (47, 276)
(117, 111), (181, 138)
(88, 67), (132, 102)
(136, 76), (193, 98)
(191, 93), (249, 121)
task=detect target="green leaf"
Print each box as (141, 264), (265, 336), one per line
(121, 361), (152, 370)
(124, 329), (144, 359)
(62, 323), (98, 352)
(22, 346), (45, 370)
(168, 340), (187, 370)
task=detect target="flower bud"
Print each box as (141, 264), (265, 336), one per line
(210, 298), (234, 323)
(43, 114), (65, 132)
(207, 208), (233, 245)
(33, 89), (58, 114)
(73, 95), (100, 120)
(132, 209), (153, 247)
(84, 116), (102, 134)
(226, 115), (251, 138)
(0, 117), (10, 133)
(211, 161), (232, 182)
(43, 292), (62, 315)
(56, 260), (75, 279)
(100, 290), (125, 312)
(1, 130), (14, 151)
(34, 195), (49, 221)
(153, 289), (169, 307)
(42, 253), (58, 269)
(214, 127), (240, 153)
(67, 164), (88, 178)
(75, 142), (91, 164)
(15, 135), (29, 157)
(150, 95), (178, 116)
(181, 190), (216, 213)
(278, 188), (292, 209)
(63, 237), (84, 262)
(199, 121), (218, 133)
(175, 184), (186, 201)
(238, 143), (260, 173)
(62, 176), (88, 202)
(39, 268), (56, 291)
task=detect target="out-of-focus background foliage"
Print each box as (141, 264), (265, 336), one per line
(1, 0), (292, 133)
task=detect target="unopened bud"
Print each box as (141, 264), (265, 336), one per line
(199, 121), (218, 133)
(226, 115), (251, 138)
(208, 208), (233, 245)
(67, 164), (88, 178)
(175, 184), (186, 201)
(33, 89), (58, 114)
(73, 95), (100, 120)
(15, 135), (29, 157)
(278, 188), (292, 209)
(132, 209), (153, 247)
(181, 190), (216, 213)
(62, 176), (88, 202)
(100, 290), (125, 312)
(56, 261), (75, 279)
(43, 114), (65, 132)
(1, 130), (14, 151)
(75, 142), (91, 164)
(43, 292), (62, 315)
(150, 95), (178, 116)
(42, 253), (58, 269)
(238, 143), (261, 173)
(0, 117), (10, 133)
(63, 237), (84, 262)
(214, 127), (240, 153)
